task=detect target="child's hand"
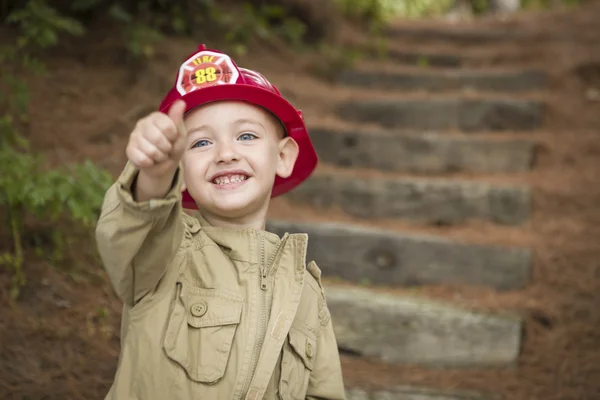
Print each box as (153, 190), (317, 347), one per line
(126, 99), (188, 179)
(126, 100), (188, 201)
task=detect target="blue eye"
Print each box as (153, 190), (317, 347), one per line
(191, 139), (211, 148)
(238, 133), (257, 141)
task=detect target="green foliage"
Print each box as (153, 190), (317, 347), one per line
(396, 0), (454, 18)
(333, 0), (588, 20)
(124, 22), (164, 59)
(0, 74), (30, 120)
(468, 0), (491, 14)
(311, 43), (364, 80)
(333, 0), (451, 25)
(418, 56), (431, 68)
(0, 0), (338, 300)
(0, 153), (112, 228)
(334, 0), (393, 30)
(218, 3), (307, 56)
(103, 3), (165, 59)
(1, 0), (112, 299)
(0, 119), (112, 299)
(467, 0), (588, 15)
(6, 0), (85, 48)
(54, 0), (308, 60)
(521, 0), (588, 10)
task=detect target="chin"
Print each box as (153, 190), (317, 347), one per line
(211, 198), (257, 216)
(195, 188), (269, 219)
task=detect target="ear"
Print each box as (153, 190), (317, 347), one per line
(276, 136), (299, 179)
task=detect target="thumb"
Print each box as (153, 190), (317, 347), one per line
(168, 99), (187, 140)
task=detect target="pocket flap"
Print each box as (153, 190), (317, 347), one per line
(288, 326), (316, 371)
(186, 289), (243, 328)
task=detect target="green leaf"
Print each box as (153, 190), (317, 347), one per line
(108, 4), (132, 22)
(70, 0), (105, 11)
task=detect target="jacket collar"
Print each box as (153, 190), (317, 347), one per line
(187, 212), (307, 267)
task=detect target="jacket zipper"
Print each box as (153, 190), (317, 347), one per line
(241, 232), (288, 398)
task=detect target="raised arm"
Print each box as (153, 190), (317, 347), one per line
(95, 100), (189, 306)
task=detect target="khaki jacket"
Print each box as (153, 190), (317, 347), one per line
(95, 163), (345, 400)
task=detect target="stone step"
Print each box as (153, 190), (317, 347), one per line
(384, 25), (523, 45)
(284, 173), (531, 226)
(346, 386), (499, 400)
(338, 69), (547, 93)
(308, 127), (536, 174)
(266, 220), (531, 291)
(329, 285), (521, 367)
(337, 98), (543, 132)
(383, 49), (465, 68)
(380, 47), (541, 69)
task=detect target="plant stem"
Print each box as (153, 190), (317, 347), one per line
(9, 206), (25, 297)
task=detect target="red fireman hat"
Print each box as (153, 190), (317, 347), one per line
(158, 44), (317, 209)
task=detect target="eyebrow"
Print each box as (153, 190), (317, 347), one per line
(187, 118), (267, 138)
(233, 118), (266, 131)
(187, 124), (214, 137)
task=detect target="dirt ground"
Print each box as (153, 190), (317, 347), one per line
(2, 3), (600, 399)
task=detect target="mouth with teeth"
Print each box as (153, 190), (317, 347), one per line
(211, 172), (250, 189)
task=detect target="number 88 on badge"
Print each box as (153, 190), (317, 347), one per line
(176, 50), (239, 94)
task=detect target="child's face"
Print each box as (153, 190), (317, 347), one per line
(181, 101), (298, 222)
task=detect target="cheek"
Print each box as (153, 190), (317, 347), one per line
(182, 154), (210, 181)
(248, 144), (280, 172)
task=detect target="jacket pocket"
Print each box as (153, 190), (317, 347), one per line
(279, 324), (316, 400)
(163, 282), (243, 384)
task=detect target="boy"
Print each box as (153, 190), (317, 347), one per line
(95, 44), (345, 399)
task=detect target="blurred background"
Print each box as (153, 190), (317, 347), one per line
(1, 0), (600, 399)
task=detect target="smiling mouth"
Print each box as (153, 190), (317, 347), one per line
(212, 174), (249, 186)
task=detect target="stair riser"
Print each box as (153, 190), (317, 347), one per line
(346, 387), (499, 400)
(339, 70), (547, 93)
(267, 221), (531, 291)
(384, 27), (522, 45)
(384, 50), (464, 67)
(309, 128), (536, 173)
(338, 99), (543, 132)
(285, 176), (531, 226)
(329, 286), (521, 368)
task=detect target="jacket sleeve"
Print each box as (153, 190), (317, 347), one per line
(306, 262), (346, 399)
(95, 162), (184, 306)
(306, 313), (346, 400)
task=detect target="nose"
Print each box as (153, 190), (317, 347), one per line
(215, 140), (239, 164)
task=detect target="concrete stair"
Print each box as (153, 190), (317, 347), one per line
(378, 46), (544, 69)
(308, 127), (536, 173)
(381, 49), (465, 68)
(358, 22), (547, 69)
(326, 286), (521, 368)
(267, 220), (530, 290)
(383, 25), (524, 44)
(284, 172), (531, 225)
(337, 98), (543, 131)
(346, 386), (501, 400)
(270, 219), (524, 369)
(339, 68), (547, 93)
(269, 17), (549, 399)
